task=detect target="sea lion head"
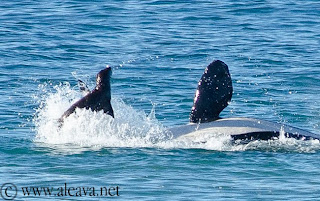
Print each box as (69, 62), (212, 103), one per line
(96, 66), (112, 89)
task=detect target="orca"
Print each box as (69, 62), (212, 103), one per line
(169, 117), (319, 142)
(59, 66), (114, 123)
(59, 61), (319, 141)
(170, 60), (319, 141)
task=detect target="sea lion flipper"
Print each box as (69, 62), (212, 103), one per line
(78, 79), (91, 96)
(103, 102), (114, 118)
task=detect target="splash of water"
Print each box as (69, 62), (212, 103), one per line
(33, 83), (171, 148)
(33, 83), (320, 153)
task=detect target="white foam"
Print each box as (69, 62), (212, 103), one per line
(33, 83), (172, 148)
(33, 83), (320, 153)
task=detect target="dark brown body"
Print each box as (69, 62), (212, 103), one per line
(59, 67), (114, 123)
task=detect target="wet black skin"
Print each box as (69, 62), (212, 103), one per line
(59, 67), (114, 123)
(190, 60), (233, 123)
(188, 60), (319, 141)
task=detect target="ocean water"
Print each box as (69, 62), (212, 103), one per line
(1, 0), (320, 200)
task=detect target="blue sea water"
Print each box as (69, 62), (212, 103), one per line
(1, 0), (320, 200)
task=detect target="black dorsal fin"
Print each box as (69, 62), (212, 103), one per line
(190, 60), (233, 123)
